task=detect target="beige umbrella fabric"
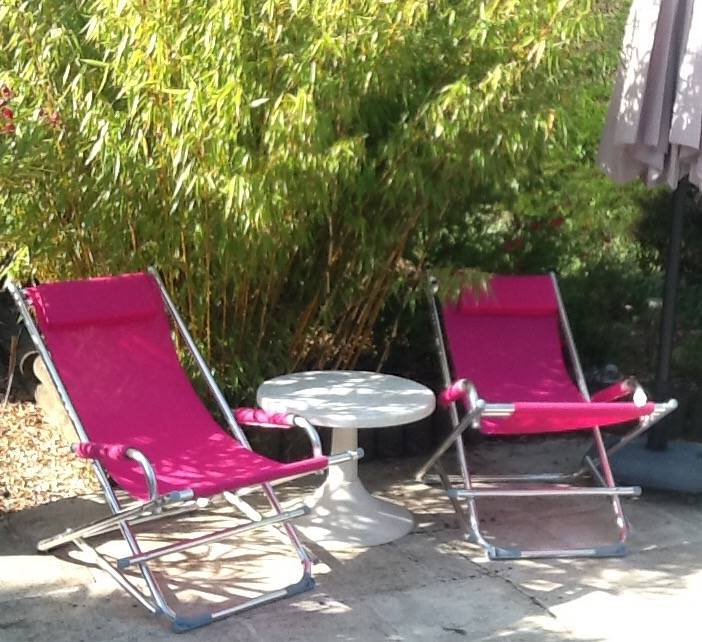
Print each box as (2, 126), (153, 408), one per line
(599, 0), (702, 189)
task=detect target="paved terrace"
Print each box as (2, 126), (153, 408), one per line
(1, 435), (700, 642)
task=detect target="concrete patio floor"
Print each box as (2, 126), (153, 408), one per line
(2, 435), (701, 642)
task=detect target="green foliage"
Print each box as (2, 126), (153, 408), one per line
(0, 0), (594, 397)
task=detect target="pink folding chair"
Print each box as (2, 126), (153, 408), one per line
(416, 273), (677, 560)
(5, 269), (362, 632)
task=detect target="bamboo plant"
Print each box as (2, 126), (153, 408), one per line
(1, 0), (594, 397)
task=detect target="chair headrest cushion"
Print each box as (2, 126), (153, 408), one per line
(451, 275), (558, 316)
(27, 272), (164, 329)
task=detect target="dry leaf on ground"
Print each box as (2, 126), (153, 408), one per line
(0, 402), (99, 514)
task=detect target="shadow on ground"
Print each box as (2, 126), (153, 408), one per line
(2, 436), (701, 641)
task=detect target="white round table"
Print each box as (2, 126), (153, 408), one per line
(256, 370), (436, 548)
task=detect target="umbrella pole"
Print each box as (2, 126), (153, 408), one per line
(648, 177), (688, 451)
(608, 179), (702, 493)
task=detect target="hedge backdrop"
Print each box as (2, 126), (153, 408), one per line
(2, 0), (597, 397)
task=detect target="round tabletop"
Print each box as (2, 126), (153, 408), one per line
(256, 370), (436, 429)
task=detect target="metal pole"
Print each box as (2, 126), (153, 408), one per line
(649, 177), (688, 450)
(450, 486), (641, 498)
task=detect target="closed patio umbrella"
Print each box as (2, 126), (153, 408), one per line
(598, 0), (702, 490)
(600, 0), (702, 190)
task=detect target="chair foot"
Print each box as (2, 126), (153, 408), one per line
(162, 572), (316, 633)
(486, 542), (626, 560)
(168, 611), (214, 634)
(286, 571), (316, 596)
(486, 545), (522, 560)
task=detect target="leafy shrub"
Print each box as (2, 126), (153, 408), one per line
(0, 0), (594, 397)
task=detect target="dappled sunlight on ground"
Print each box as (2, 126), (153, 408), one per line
(1, 436), (702, 640)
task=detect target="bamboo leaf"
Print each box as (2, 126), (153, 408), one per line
(173, 161), (193, 199)
(80, 58), (110, 68)
(84, 136), (104, 166)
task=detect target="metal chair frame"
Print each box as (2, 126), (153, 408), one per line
(6, 267), (361, 632)
(416, 273), (677, 560)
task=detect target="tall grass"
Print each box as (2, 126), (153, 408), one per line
(1, 0), (594, 396)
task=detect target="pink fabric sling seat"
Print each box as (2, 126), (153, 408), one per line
(27, 272), (328, 501)
(441, 275), (655, 435)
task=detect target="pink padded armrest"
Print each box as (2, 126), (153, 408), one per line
(438, 381), (467, 406)
(234, 407), (295, 428)
(482, 401), (656, 435)
(590, 380), (636, 403)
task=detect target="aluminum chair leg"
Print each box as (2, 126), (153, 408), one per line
(75, 530), (316, 633)
(450, 486), (640, 498)
(591, 426), (629, 540)
(486, 543), (627, 560)
(37, 490), (195, 552)
(117, 506), (310, 568)
(433, 460), (470, 533)
(583, 455), (608, 487)
(424, 433), (639, 559)
(424, 472), (582, 485)
(74, 538), (159, 614)
(452, 434), (496, 553)
(415, 404), (484, 482)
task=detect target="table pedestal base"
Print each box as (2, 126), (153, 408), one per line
(298, 428), (414, 549)
(299, 479), (414, 549)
